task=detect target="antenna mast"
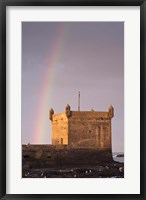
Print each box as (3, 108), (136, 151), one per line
(78, 91), (80, 111)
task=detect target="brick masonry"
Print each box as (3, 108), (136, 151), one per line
(49, 105), (114, 150)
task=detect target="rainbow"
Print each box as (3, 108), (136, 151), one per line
(33, 23), (67, 143)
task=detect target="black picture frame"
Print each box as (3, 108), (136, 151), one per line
(0, 0), (145, 199)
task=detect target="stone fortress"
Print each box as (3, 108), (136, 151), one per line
(49, 104), (114, 150)
(22, 94), (115, 172)
(22, 99), (124, 178)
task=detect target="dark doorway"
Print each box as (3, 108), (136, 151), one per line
(61, 138), (63, 145)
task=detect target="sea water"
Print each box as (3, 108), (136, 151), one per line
(112, 152), (124, 163)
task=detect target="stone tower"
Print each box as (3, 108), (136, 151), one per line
(49, 105), (114, 149)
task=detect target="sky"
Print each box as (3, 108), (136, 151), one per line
(22, 22), (124, 152)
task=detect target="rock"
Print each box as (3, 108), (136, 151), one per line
(22, 157), (29, 170)
(117, 154), (124, 157)
(119, 167), (123, 172)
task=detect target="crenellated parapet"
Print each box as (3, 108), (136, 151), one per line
(65, 104), (71, 117)
(49, 108), (54, 120)
(108, 105), (114, 118)
(49, 104), (114, 151)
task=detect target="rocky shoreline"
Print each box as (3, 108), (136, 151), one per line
(22, 145), (124, 178)
(22, 161), (124, 178)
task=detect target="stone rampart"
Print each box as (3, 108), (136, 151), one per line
(22, 145), (113, 170)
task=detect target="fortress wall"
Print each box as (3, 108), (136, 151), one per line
(22, 145), (113, 169)
(68, 112), (112, 149)
(52, 113), (68, 145)
(50, 107), (113, 149)
(68, 118), (97, 147)
(100, 121), (111, 148)
(70, 111), (109, 118)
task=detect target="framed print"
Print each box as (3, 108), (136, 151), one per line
(0, 0), (145, 199)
